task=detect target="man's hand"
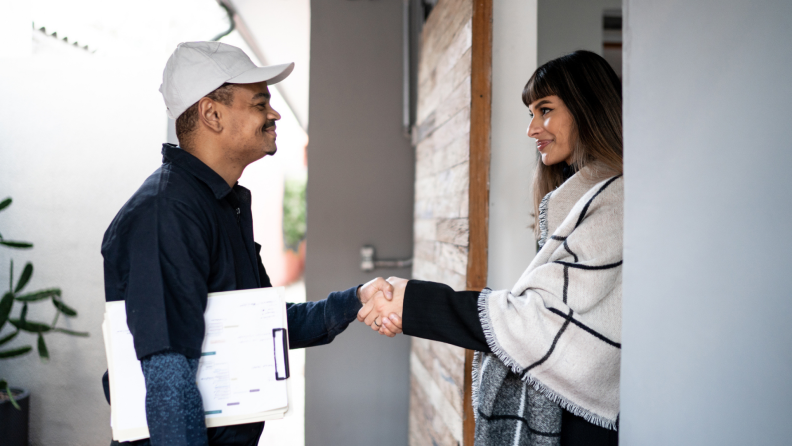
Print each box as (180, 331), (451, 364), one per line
(357, 277), (407, 337)
(357, 277), (394, 304)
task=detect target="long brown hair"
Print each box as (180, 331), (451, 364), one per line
(523, 51), (623, 237)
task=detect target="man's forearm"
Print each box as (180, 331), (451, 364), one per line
(286, 286), (362, 349)
(141, 351), (208, 446)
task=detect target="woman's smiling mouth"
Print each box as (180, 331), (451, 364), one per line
(536, 139), (553, 151)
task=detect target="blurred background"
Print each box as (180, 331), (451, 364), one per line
(2, 0), (792, 446)
(0, 0), (311, 444)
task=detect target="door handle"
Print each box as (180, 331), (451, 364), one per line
(360, 245), (413, 272)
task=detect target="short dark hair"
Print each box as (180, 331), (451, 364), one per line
(175, 83), (237, 149)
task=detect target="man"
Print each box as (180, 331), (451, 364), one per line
(101, 41), (393, 446)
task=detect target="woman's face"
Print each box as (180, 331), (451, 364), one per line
(527, 95), (576, 166)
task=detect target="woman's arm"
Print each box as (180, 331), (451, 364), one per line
(360, 278), (491, 352)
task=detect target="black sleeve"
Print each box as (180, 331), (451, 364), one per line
(402, 280), (491, 353)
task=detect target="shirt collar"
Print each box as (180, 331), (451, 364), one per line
(161, 143), (234, 200)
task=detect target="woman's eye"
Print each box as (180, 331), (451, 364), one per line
(541, 108), (552, 115)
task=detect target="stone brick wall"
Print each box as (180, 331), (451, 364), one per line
(409, 0), (473, 443)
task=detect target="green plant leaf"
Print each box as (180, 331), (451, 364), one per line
(0, 241), (33, 249)
(19, 303), (27, 323)
(37, 333), (49, 362)
(0, 379), (20, 410)
(16, 288), (60, 302)
(53, 327), (89, 337)
(14, 263), (33, 294)
(0, 345), (32, 359)
(52, 298), (77, 317)
(0, 198), (11, 212)
(0, 292), (13, 331)
(8, 319), (51, 333)
(0, 329), (19, 346)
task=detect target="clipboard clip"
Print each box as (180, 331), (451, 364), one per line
(273, 328), (290, 380)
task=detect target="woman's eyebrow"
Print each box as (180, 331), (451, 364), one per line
(532, 99), (551, 109)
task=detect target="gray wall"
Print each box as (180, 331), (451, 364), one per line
(620, 1), (792, 444)
(305, 1), (413, 445)
(538, 0), (621, 65)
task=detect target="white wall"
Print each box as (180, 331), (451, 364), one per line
(0, 4), (309, 444)
(487, 0), (538, 290)
(620, 1), (792, 444)
(0, 56), (164, 445)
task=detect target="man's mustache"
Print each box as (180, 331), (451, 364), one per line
(262, 120), (276, 131)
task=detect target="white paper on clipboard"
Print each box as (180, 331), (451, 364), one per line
(102, 287), (291, 442)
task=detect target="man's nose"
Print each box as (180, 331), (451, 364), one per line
(270, 107), (282, 121)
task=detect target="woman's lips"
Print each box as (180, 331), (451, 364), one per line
(536, 139), (553, 151)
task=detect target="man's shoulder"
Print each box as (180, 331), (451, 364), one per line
(102, 164), (213, 248)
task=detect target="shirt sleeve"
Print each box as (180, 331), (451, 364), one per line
(124, 197), (212, 360)
(402, 280), (491, 352)
(141, 351), (208, 446)
(286, 286), (363, 349)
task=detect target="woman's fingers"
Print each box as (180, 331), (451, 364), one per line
(387, 313), (403, 331)
(379, 313), (403, 337)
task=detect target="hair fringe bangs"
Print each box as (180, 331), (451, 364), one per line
(522, 65), (559, 107)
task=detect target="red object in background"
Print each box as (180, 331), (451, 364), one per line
(278, 239), (306, 286)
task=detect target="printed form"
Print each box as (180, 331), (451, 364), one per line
(199, 288), (288, 418)
(103, 287), (290, 442)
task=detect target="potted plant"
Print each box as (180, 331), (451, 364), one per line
(0, 197), (88, 446)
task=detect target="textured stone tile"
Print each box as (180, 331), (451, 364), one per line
(414, 240), (437, 262)
(436, 218), (469, 246)
(412, 257), (439, 281)
(436, 242), (468, 276)
(411, 351), (463, 444)
(414, 218), (437, 242)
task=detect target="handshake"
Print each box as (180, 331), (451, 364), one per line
(355, 277), (408, 337)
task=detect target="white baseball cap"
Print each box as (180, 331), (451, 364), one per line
(160, 41), (294, 119)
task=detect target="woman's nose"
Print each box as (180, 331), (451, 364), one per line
(527, 115), (541, 138)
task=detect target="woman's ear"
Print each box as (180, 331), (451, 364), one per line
(197, 97), (223, 133)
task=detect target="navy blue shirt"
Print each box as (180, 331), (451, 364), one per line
(102, 144), (362, 361)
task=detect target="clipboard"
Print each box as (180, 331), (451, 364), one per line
(102, 287), (291, 442)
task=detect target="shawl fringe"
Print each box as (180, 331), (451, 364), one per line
(522, 374), (619, 431)
(477, 289), (620, 431)
(471, 351), (481, 422)
(537, 191), (553, 249)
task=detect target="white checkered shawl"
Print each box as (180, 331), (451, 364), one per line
(473, 170), (623, 438)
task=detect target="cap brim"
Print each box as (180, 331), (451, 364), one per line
(226, 62), (295, 86)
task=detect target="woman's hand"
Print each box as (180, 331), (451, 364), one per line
(357, 276), (407, 336)
(378, 277), (407, 337)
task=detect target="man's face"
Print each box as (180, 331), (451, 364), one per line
(221, 81), (281, 164)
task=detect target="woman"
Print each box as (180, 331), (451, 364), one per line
(359, 50), (623, 446)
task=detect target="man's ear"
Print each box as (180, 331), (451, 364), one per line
(197, 97), (223, 133)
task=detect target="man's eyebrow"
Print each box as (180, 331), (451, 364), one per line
(251, 91), (271, 101)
